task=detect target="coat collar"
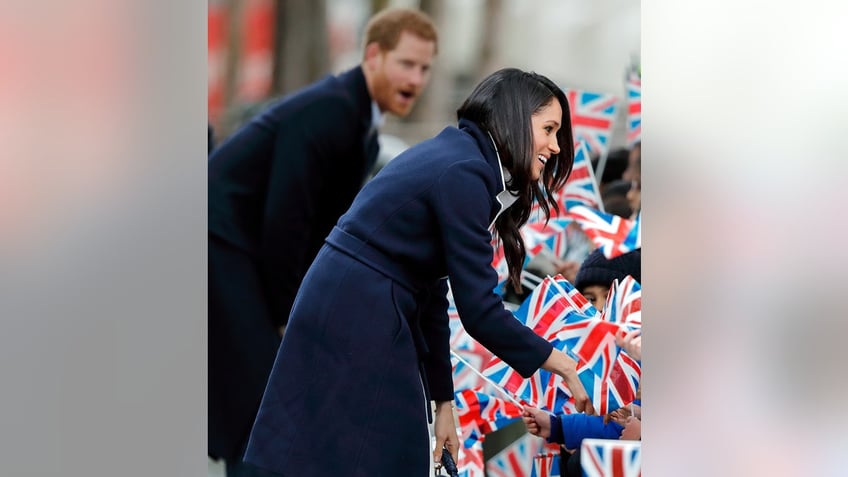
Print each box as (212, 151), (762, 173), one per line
(457, 118), (519, 227)
(338, 66), (374, 131)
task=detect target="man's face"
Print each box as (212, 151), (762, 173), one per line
(365, 31), (435, 116)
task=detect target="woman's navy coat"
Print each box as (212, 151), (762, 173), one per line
(244, 119), (553, 476)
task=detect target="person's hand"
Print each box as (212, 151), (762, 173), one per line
(615, 329), (641, 360)
(521, 406), (552, 438)
(432, 401), (459, 465)
(619, 416), (641, 440)
(554, 260), (580, 283)
(604, 404), (640, 425)
(541, 349), (596, 415)
(604, 407), (629, 426)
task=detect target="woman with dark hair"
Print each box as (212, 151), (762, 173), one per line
(243, 68), (595, 477)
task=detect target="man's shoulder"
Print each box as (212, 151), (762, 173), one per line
(268, 71), (365, 121)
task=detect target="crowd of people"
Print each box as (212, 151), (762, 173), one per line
(520, 138), (641, 475)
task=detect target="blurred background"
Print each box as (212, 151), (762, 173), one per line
(208, 0), (640, 157)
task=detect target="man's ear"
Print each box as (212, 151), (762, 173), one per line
(363, 42), (382, 70)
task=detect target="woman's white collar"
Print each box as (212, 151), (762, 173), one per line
(488, 132), (519, 229)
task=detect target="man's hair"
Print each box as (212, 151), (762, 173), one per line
(362, 8), (438, 55)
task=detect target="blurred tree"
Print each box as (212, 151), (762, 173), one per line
(272, 0), (329, 95)
(370, 0), (390, 14)
(405, 0), (446, 129)
(475, 0), (502, 81)
(221, 0), (245, 138)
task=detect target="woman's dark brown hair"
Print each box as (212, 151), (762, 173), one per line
(457, 68), (574, 291)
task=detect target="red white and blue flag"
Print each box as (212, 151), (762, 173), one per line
(457, 436), (484, 477)
(482, 275), (642, 415)
(560, 140), (603, 212)
(564, 88), (619, 158)
(486, 433), (544, 477)
(491, 237), (510, 294)
(448, 283), (499, 395)
(601, 276), (642, 331)
(578, 276), (642, 409)
(454, 389), (523, 447)
(482, 275), (600, 413)
(559, 276), (642, 415)
(452, 353), (498, 397)
(530, 448), (562, 477)
(568, 206), (641, 259)
(491, 239), (544, 295)
(626, 73), (641, 147)
(522, 219), (573, 259)
(580, 438), (642, 477)
(522, 140), (600, 259)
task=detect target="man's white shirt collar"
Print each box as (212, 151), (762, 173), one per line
(371, 102), (385, 131)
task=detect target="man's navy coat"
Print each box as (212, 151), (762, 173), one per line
(208, 66), (379, 460)
(244, 119), (553, 476)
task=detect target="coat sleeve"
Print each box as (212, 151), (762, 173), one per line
(258, 98), (360, 327)
(433, 159), (552, 378)
(560, 414), (624, 451)
(419, 279), (453, 402)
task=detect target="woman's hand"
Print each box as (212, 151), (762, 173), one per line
(541, 349), (596, 415)
(432, 401), (459, 465)
(522, 406), (552, 439)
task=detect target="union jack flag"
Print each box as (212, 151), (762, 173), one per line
(560, 140), (603, 212)
(448, 287), (494, 368)
(449, 282), (499, 395)
(607, 351), (641, 409)
(564, 88), (619, 158)
(580, 438), (642, 477)
(457, 436), (484, 477)
(482, 275), (641, 415)
(522, 219), (573, 259)
(482, 276), (600, 413)
(452, 353), (498, 397)
(491, 237), (510, 295)
(550, 277), (599, 318)
(483, 279), (567, 407)
(586, 276), (642, 408)
(569, 276), (642, 414)
(530, 450), (562, 477)
(492, 238), (548, 296)
(601, 276), (642, 331)
(486, 433), (544, 477)
(511, 275), (571, 332)
(522, 141), (598, 259)
(568, 206), (641, 259)
(454, 389), (523, 447)
(483, 351), (560, 413)
(544, 279), (621, 413)
(491, 239), (543, 295)
(626, 73), (641, 147)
